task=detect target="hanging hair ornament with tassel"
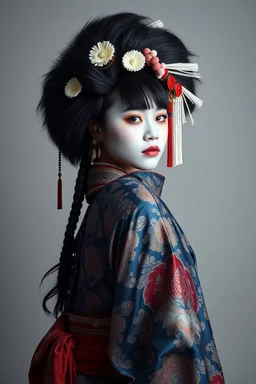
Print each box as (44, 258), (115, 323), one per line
(143, 47), (203, 168)
(57, 147), (62, 210)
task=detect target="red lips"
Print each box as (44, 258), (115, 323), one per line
(142, 145), (160, 153)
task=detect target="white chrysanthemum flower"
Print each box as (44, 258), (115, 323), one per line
(64, 77), (82, 98)
(89, 41), (115, 67)
(122, 50), (146, 72)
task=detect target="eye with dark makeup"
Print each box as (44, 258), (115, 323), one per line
(124, 113), (168, 124)
(156, 114), (168, 122)
(127, 116), (141, 123)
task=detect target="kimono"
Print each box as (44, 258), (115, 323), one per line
(71, 162), (224, 383)
(29, 161), (224, 384)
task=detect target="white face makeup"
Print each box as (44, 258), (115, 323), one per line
(99, 94), (168, 172)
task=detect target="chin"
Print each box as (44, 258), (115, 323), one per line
(131, 161), (160, 171)
(114, 157), (161, 172)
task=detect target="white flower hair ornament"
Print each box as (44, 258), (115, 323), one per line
(148, 19), (164, 28)
(89, 41), (115, 68)
(143, 46), (203, 168)
(64, 77), (82, 98)
(122, 50), (146, 72)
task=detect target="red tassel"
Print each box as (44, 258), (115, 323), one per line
(57, 175), (62, 209)
(167, 100), (173, 168)
(57, 149), (62, 210)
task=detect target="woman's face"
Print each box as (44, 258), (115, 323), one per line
(97, 93), (168, 172)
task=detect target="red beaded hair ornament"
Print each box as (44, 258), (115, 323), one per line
(143, 47), (203, 168)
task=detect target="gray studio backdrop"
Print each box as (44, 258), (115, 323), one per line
(0, 0), (255, 383)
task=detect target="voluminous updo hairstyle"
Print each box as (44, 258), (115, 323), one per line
(38, 12), (199, 318)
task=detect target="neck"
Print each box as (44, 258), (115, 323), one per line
(93, 155), (140, 173)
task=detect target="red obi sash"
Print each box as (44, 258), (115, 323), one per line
(29, 312), (114, 384)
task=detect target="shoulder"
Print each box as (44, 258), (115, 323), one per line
(94, 175), (159, 228)
(107, 174), (158, 208)
(97, 175), (161, 227)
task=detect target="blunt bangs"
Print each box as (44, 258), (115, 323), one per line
(117, 71), (168, 111)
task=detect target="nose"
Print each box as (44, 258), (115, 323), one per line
(144, 118), (159, 140)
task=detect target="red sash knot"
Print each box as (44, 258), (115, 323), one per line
(29, 312), (114, 383)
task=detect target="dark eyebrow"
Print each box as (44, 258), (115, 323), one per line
(122, 108), (144, 112)
(122, 107), (167, 113)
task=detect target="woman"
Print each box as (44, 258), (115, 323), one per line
(29, 12), (224, 383)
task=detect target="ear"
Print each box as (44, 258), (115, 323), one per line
(88, 120), (104, 140)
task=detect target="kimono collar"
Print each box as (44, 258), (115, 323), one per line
(86, 162), (165, 203)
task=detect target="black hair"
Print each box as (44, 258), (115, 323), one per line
(38, 12), (200, 318)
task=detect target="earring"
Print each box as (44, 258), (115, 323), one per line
(91, 138), (101, 162)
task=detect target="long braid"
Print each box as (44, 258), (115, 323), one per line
(40, 149), (91, 319)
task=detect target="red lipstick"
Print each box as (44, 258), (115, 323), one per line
(142, 145), (160, 157)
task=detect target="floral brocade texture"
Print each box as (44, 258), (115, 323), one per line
(71, 162), (224, 384)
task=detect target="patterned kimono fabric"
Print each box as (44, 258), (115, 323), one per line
(29, 162), (225, 384)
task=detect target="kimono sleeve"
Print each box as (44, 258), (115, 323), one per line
(108, 202), (202, 383)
